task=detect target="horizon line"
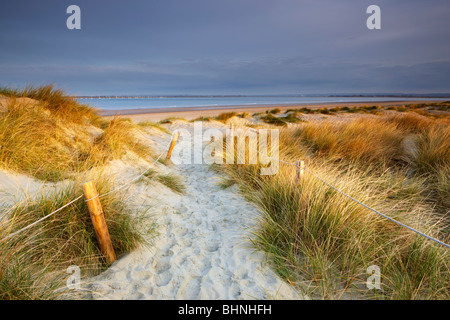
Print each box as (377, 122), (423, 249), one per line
(75, 93), (450, 99)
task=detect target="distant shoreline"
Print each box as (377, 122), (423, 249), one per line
(99, 100), (446, 122)
(80, 95), (450, 99)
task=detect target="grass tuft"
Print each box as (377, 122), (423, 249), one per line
(0, 177), (151, 299)
(157, 174), (186, 194)
(216, 112), (237, 123)
(217, 112), (450, 299)
(139, 169), (186, 194)
(138, 121), (171, 134)
(158, 117), (187, 124)
(0, 89), (153, 181)
(0, 84), (97, 123)
(260, 113), (288, 126)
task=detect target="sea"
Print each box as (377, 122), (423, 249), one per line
(76, 96), (448, 112)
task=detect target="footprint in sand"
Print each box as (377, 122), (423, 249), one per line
(131, 269), (152, 281)
(206, 241), (220, 252)
(162, 249), (174, 258)
(178, 277), (201, 299)
(154, 258), (171, 274)
(155, 270), (172, 287)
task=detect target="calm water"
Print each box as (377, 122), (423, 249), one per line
(77, 96), (448, 111)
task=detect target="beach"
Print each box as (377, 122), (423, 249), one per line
(1, 89), (448, 300)
(99, 100), (444, 122)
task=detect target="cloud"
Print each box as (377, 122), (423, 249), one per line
(2, 57), (450, 95)
(1, 0), (450, 94)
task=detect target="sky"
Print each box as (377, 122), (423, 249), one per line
(1, 0), (450, 96)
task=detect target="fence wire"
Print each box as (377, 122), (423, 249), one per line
(2, 128), (449, 249)
(232, 127), (450, 249)
(0, 134), (174, 243)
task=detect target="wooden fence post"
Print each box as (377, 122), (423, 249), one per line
(166, 131), (179, 161)
(296, 160), (304, 182)
(83, 181), (116, 264)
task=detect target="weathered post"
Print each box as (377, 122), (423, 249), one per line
(166, 131), (179, 161)
(83, 181), (116, 264)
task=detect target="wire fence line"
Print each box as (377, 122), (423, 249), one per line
(0, 195), (84, 243)
(0, 135), (175, 243)
(2, 127), (449, 249)
(232, 127), (450, 249)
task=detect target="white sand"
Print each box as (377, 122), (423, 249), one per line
(85, 121), (304, 300)
(0, 170), (73, 214)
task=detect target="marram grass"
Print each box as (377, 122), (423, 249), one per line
(0, 85), (156, 299)
(0, 176), (152, 300)
(218, 113), (450, 299)
(0, 86), (152, 181)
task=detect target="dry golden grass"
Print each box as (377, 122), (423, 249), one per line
(297, 117), (405, 165)
(0, 98), (89, 180)
(138, 120), (171, 134)
(0, 176), (151, 299)
(0, 85), (157, 299)
(216, 112), (238, 123)
(415, 124), (450, 173)
(0, 84), (97, 124)
(0, 89), (152, 181)
(284, 112), (449, 213)
(86, 116), (153, 168)
(384, 112), (433, 132)
(218, 111), (450, 299)
(158, 117), (187, 124)
(414, 125), (450, 213)
(283, 101), (450, 118)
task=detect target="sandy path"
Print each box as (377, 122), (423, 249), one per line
(86, 121), (303, 300)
